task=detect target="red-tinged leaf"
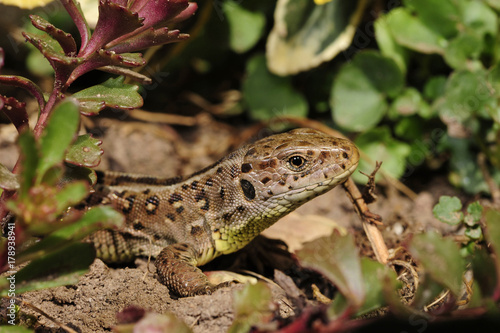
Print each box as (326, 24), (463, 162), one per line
(18, 205), (124, 264)
(107, 28), (189, 53)
(116, 306), (146, 324)
(102, 51), (146, 67)
(7, 184), (59, 226)
(129, 0), (189, 30)
(0, 75), (45, 112)
(68, 50), (145, 85)
(73, 76), (143, 115)
(170, 2), (198, 24)
(0, 95), (29, 132)
(60, 0), (91, 50)
(65, 134), (103, 167)
(229, 282), (273, 333)
(23, 32), (82, 83)
(297, 231), (365, 308)
(118, 312), (192, 333)
(81, 0), (143, 58)
(30, 15), (77, 55)
(0, 47), (4, 70)
(328, 257), (400, 318)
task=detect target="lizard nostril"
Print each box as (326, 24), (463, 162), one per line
(342, 152), (348, 159)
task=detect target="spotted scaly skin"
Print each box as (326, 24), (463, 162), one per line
(86, 128), (360, 297)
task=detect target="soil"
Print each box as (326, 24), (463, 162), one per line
(0, 116), (466, 332)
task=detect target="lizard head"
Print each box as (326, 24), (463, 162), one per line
(211, 128), (359, 255)
(238, 128), (359, 212)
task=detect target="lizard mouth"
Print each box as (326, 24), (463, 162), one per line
(270, 161), (359, 203)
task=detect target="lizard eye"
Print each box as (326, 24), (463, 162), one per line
(288, 155), (306, 170)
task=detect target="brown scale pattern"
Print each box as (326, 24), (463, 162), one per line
(84, 128), (359, 297)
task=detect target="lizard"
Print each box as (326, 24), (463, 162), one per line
(84, 128), (360, 297)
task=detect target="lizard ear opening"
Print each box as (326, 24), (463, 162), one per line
(240, 179), (256, 200)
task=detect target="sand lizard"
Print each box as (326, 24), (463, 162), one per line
(85, 128), (360, 297)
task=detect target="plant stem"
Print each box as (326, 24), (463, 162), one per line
(33, 80), (64, 139)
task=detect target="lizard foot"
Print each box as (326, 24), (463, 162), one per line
(155, 243), (233, 297)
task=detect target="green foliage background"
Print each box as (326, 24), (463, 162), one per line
(151, 0), (500, 194)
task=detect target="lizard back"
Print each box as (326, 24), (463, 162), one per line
(86, 128), (360, 266)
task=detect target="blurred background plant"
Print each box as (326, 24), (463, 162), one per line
(4, 0), (500, 195)
(0, 0), (197, 305)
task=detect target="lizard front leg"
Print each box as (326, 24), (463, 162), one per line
(155, 243), (225, 297)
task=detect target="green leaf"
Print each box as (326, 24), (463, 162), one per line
(461, 0), (498, 39)
(17, 130), (39, 198)
(29, 15), (77, 55)
(242, 54), (308, 121)
(380, 262), (414, 317)
(37, 99), (80, 181)
(412, 272), (448, 308)
(19, 206), (124, 262)
(26, 48), (54, 76)
(223, 1), (265, 53)
(54, 181), (89, 214)
(444, 33), (483, 69)
(484, 209), (500, 290)
(394, 116), (425, 141)
(487, 64), (500, 123)
(353, 127), (411, 183)
(229, 282), (272, 333)
(423, 76), (447, 101)
(403, 0), (461, 39)
(389, 88), (423, 117)
(465, 225), (483, 240)
(439, 69), (492, 122)
(331, 51), (404, 131)
(65, 134), (103, 168)
(73, 77), (143, 115)
(488, 64), (500, 100)
(471, 247), (498, 299)
(266, 0), (368, 75)
(408, 231), (466, 297)
(384, 8), (447, 54)
(432, 196), (464, 225)
(464, 201), (483, 226)
(445, 137), (490, 194)
(0, 326), (33, 333)
(0, 163), (19, 190)
(374, 16), (408, 74)
(485, 0), (500, 11)
(23, 31), (83, 67)
(62, 165), (98, 186)
(0, 242), (95, 296)
(355, 258), (399, 316)
(297, 231), (365, 308)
